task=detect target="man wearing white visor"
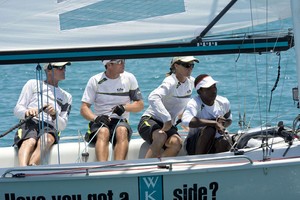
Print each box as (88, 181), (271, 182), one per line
(14, 62), (72, 166)
(182, 74), (232, 155)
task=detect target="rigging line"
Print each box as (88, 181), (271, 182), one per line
(249, 0), (263, 129)
(266, 19), (287, 115)
(75, 113), (114, 163)
(49, 68), (61, 165)
(246, 97), (259, 129)
(109, 118), (122, 161)
(261, 0), (271, 160)
(36, 63), (46, 165)
(234, 33), (248, 130)
(268, 52), (281, 112)
(75, 123), (106, 163)
(275, 26), (293, 119)
(265, 0), (270, 129)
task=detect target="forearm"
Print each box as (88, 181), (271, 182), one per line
(188, 117), (217, 128)
(124, 100), (144, 113)
(80, 103), (96, 121)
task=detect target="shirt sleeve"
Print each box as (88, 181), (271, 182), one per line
(148, 80), (172, 122)
(182, 98), (199, 127)
(128, 73), (143, 101)
(81, 76), (97, 105)
(55, 93), (72, 131)
(14, 80), (34, 120)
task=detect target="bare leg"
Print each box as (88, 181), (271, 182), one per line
(29, 133), (55, 165)
(113, 126), (129, 160)
(18, 138), (37, 166)
(195, 127), (215, 154)
(145, 129), (167, 158)
(161, 134), (182, 157)
(95, 127), (110, 161)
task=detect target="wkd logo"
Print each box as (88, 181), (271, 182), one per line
(139, 175), (163, 200)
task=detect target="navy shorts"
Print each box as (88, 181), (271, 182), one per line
(185, 128), (203, 155)
(185, 127), (227, 155)
(137, 115), (179, 145)
(14, 119), (59, 148)
(85, 118), (132, 146)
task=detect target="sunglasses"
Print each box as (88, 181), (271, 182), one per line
(52, 65), (66, 70)
(109, 59), (125, 65)
(176, 61), (195, 69)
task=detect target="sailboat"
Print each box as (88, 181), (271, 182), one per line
(1, 0), (300, 199)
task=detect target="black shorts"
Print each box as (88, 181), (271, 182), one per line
(85, 118), (132, 146)
(14, 119), (59, 148)
(137, 115), (179, 145)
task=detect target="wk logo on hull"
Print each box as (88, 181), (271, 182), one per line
(139, 175), (163, 200)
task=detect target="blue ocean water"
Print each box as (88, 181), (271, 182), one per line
(0, 20), (298, 147)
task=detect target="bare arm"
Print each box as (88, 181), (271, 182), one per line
(189, 117), (226, 133)
(124, 99), (144, 113)
(80, 102), (96, 122)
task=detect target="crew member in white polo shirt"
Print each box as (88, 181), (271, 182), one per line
(81, 59), (144, 161)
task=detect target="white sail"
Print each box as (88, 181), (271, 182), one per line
(0, 0), (291, 52)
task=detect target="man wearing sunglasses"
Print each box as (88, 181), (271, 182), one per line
(14, 62), (72, 166)
(138, 56), (198, 158)
(81, 59), (144, 161)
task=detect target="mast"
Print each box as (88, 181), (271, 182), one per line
(291, 0), (300, 102)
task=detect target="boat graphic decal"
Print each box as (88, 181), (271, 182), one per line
(139, 175), (163, 200)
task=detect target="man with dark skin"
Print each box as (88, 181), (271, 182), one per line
(182, 74), (232, 154)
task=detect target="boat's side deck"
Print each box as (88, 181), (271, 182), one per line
(0, 130), (294, 168)
(0, 138), (188, 168)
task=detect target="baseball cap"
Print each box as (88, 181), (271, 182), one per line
(102, 59), (125, 66)
(171, 56), (199, 66)
(43, 62), (71, 70)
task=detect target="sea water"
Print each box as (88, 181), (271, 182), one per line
(0, 20), (298, 147)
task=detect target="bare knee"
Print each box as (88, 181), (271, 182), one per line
(115, 126), (129, 142)
(215, 138), (230, 153)
(21, 138), (37, 148)
(152, 130), (167, 146)
(166, 135), (182, 151)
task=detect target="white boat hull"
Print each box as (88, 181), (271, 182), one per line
(1, 135), (300, 200)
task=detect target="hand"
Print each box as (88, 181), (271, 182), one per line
(216, 116), (232, 128)
(44, 104), (56, 116)
(112, 105), (125, 116)
(215, 117), (226, 134)
(25, 108), (39, 117)
(94, 115), (110, 126)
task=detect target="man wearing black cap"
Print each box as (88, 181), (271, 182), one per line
(14, 62), (72, 166)
(182, 74), (232, 155)
(81, 59), (144, 161)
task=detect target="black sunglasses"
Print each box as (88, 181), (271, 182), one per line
(176, 61), (195, 68)
(52, 65), (66, 70)
(109, 59), (125, 65)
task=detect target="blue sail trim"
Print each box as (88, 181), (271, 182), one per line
(59, 0), (185, 30)
(0, 35), (293, 65)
